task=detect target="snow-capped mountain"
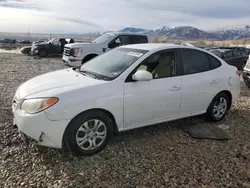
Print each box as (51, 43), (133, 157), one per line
(149, 26), (171, 35)
(119, 27), (148, 33)
(119, 26), (171, 35)
(118, 24), (250, 40)
(208, 24), (250, 39)
(119, 26), (219, 39)
(165, 26), (218, 40)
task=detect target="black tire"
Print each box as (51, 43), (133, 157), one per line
(63, 111), (114, 156)
(206, 92), (230, 122)
(245, 80), (250, 88)
(38, 49), (48, 58)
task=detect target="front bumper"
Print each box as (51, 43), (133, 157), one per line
(12, 106), (70, 149)
(242, 70), (250, 81)
(62, 56), (82, 67)
(242, 70), (250, 87)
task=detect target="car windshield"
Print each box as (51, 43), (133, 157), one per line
(46, 38), (58, 44)
(92, 33), (116, 44)
(79, 47), (149, 80)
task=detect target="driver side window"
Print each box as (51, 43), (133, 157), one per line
(109, 35), (130, 49)
(136, 51), (177, 79)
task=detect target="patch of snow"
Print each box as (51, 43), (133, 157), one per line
(0, 49), (21, 54)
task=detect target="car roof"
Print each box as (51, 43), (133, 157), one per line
(119, 43), (202, 51)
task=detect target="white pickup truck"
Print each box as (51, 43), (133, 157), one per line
(62, 32), (152, 67)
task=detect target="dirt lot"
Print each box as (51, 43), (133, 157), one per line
(0, 53), (250, 188)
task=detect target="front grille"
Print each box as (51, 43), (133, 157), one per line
(63, 47), (71, 56)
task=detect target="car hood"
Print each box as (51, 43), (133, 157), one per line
(65, 42), (105, 48)
(15, 68), (105, 100)
(33, 43), (49, 47)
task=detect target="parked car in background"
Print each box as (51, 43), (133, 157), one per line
(0, 38), (17, 44)
(21, 40), (47, 55)
(62, 32), (152, 67)
(21, 39), (48, 55)
(219, 46), (250, 56)
(30, 38), (75, 57)
(19, 40), (32, 44)
(33, 40), (47, 45)
(242, 59), (250, 88)
(207, 48), (248, 70)
(12, 43), (241, 155)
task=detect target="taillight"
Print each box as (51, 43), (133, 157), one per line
(236, 70), (241, 77)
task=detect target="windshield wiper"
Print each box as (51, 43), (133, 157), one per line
(74, 67), (111, 80)
(79, 69), (97, 79)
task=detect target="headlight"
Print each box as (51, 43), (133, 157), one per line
(20, 97), (59, 114)
(70, 48), (83, 57)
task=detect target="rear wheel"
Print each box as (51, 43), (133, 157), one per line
(63, 111), (113, 156)
(38, 49), (48, 58)
(206, 93), (230, 121)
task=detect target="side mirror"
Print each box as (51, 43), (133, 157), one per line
(132, 70), (153, 81)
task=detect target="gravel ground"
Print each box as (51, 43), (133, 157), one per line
(0, 53), (250, 188)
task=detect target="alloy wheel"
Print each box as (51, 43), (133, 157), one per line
(75, 119), (107, 151)
(212, 97), (228, 119)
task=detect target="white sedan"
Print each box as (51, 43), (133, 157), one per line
(12, 43), (241, 155)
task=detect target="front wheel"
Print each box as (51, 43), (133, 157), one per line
(206, 93), (230, 121)
(63, 111), (113, 156)
(38, 49), (48, 58)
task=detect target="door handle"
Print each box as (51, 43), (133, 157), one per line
(210, 80), (218, 84)
(169, 85), (181, 91)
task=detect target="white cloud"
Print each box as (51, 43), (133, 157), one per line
(0, 0), (250, 33)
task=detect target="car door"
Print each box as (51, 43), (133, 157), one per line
(123, 49), (183, 129)
(50, 39), (60, 54)
(178, 48), (222, 117)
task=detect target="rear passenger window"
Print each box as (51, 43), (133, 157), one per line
(207, 55), (221, 69)
(181, 49), (210, 75)
(119, 35), (130, 45)
(131, 35), (148, 44)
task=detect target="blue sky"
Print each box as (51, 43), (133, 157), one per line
(0, 0), (250, 33)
